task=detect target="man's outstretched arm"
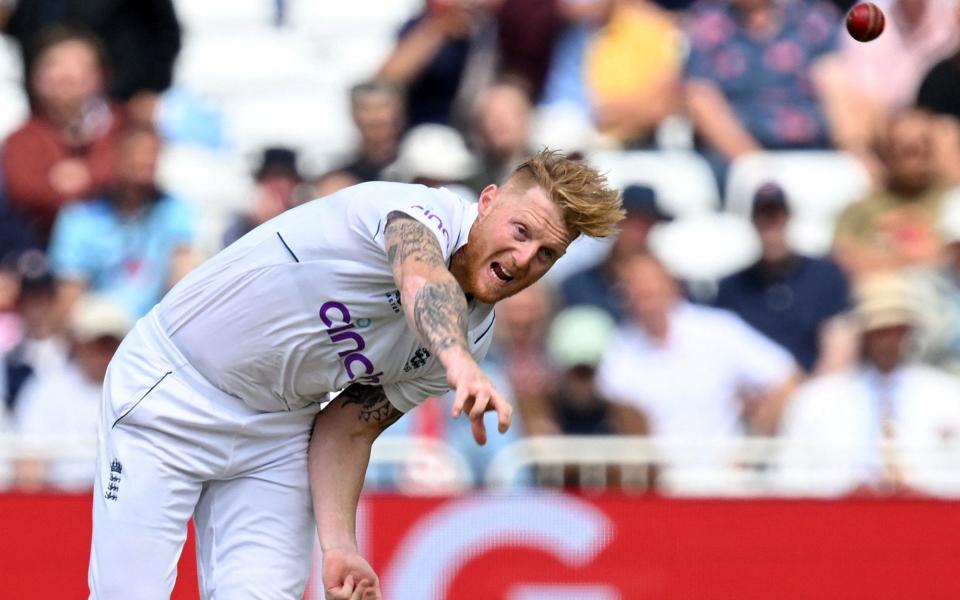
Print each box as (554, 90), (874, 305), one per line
(310, 384), (401, 600)
(383, 211), (511, 444)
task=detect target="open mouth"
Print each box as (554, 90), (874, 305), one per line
(491, 261), (514, 283)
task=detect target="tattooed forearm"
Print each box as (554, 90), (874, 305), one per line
(338, 384), (404, 432)
(414, 280), (469, 354)
(384, 211), (470, 356)
(384, 212), (445, 271)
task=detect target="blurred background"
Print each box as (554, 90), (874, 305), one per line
(1, 0), (960, 598)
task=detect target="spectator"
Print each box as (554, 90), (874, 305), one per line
(312, 170), (360, 199)
(222, 147), (305, 247)
(494, 0), (564, 100)
(828, 0), (958, 165)
(916, 5), (960, 184)
(12, 293), (131, 491)
(466, 77), (533, 194)
(560, 184), (667, 321)
(595, 254), (799, 491)
(489, 283), (556, 435)
(2, 251), (68, 414)
(583, 0), (683, 147)
(544, 305), (621, 435)
(775, 272), (960, 498)
(540, 0), (683, 147)
(48, 124), (196, 320)
(336, 80), (405, 184)
(683, 0), (841, 188)
(1, 26), (123, 242)
(833, 110), (952, 279)
(384, 123), (478, 200)
(4, 0), (181, 102)
(377, 0), (500, 129)
(716, 182), (854, 374)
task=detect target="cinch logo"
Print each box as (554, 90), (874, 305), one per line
(411, 205), (450, 244)
(319, 301), (384, 385)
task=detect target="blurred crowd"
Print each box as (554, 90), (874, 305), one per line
(1, 0), (960, 499)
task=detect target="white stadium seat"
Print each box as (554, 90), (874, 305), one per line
(0, 35), (22, 84)
(588, 150), (721, 217)
(0, 81), (28, 141)
(724, 151), (872, 256)
(649, 213), (760, 283)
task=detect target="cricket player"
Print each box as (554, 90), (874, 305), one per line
(87, 150), (623, 599)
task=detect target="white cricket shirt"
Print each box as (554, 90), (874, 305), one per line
(157, 182), (495, 413)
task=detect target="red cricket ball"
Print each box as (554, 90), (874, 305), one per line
(846, 2), (886, 42)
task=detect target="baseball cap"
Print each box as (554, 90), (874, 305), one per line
(751, 182), (789, 215)
(254, 147), (301, 182)
(853, 273), (916, 332)
(68, 295), (133, 343)
(621, 184), (670, 222)
(546, 305), (616, 369)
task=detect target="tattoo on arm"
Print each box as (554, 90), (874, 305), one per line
(384, 211), (469, 355)
(384, 212), (445, 271)
(414, 280), (469, 353)
(338, 384), (404, 432)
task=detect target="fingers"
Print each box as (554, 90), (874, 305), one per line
(491, 392), (513, 434)
(469, 388), (490, 421)
(471, 412), (487, 446)
(451, 383), (468, 418)
(352, 579), (372, 600)
(327, 574), (354, 600)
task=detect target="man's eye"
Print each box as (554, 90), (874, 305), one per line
(539, 248), (555, 261)
(515, 225), (527, 236)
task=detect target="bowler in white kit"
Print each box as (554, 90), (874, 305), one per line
(87, 150), (623, 600)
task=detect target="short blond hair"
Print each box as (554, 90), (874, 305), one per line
(508, 149), (623, 239)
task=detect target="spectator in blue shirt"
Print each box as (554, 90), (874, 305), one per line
(560, 184), (670, 321)
(715, 183), (853, 373)
(48, 124), (197, 321)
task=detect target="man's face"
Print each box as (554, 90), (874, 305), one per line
(116, 131), (160, 188)
(33, 39), (102, 114)
(353, 94), (403, 148)
(619, 255), (678, 333)
(752, 207), (790, 263)
(886, 114), (935, 195)
(74, 335), (122, 383)
(462, 183), (571, 303)
(476, 85), (530, 159)
(862, 324), (910, 373)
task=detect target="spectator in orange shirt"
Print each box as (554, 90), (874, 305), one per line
(1, 26), (123, 242)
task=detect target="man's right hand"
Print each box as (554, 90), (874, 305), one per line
(441, 346), (513, 446)
(323, 548), (381, 600)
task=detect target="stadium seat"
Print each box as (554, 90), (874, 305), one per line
(587, 150), (721, 217)
(0, 35), (22, 84)
(175, 28), (329, 98)
(649, 212), (760, 283)
(724, 151), (872, 256)
(173, 0), (273, 32)
(0, 81), (28, 141)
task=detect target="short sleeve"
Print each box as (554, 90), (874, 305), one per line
(48, 205), (97, 281)
(816, 260), (851, 319)
(347, 183), (465, 262)
(594, 333), (637, 406)
(721, 313), (796, 388)
(383, 372), (451, 413)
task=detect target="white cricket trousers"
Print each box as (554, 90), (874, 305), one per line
(88, 310), (323, 599)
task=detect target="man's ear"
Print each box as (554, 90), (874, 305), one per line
(477, 184), (498, 218)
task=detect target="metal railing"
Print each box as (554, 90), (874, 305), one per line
(2, 433), (960, 498)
